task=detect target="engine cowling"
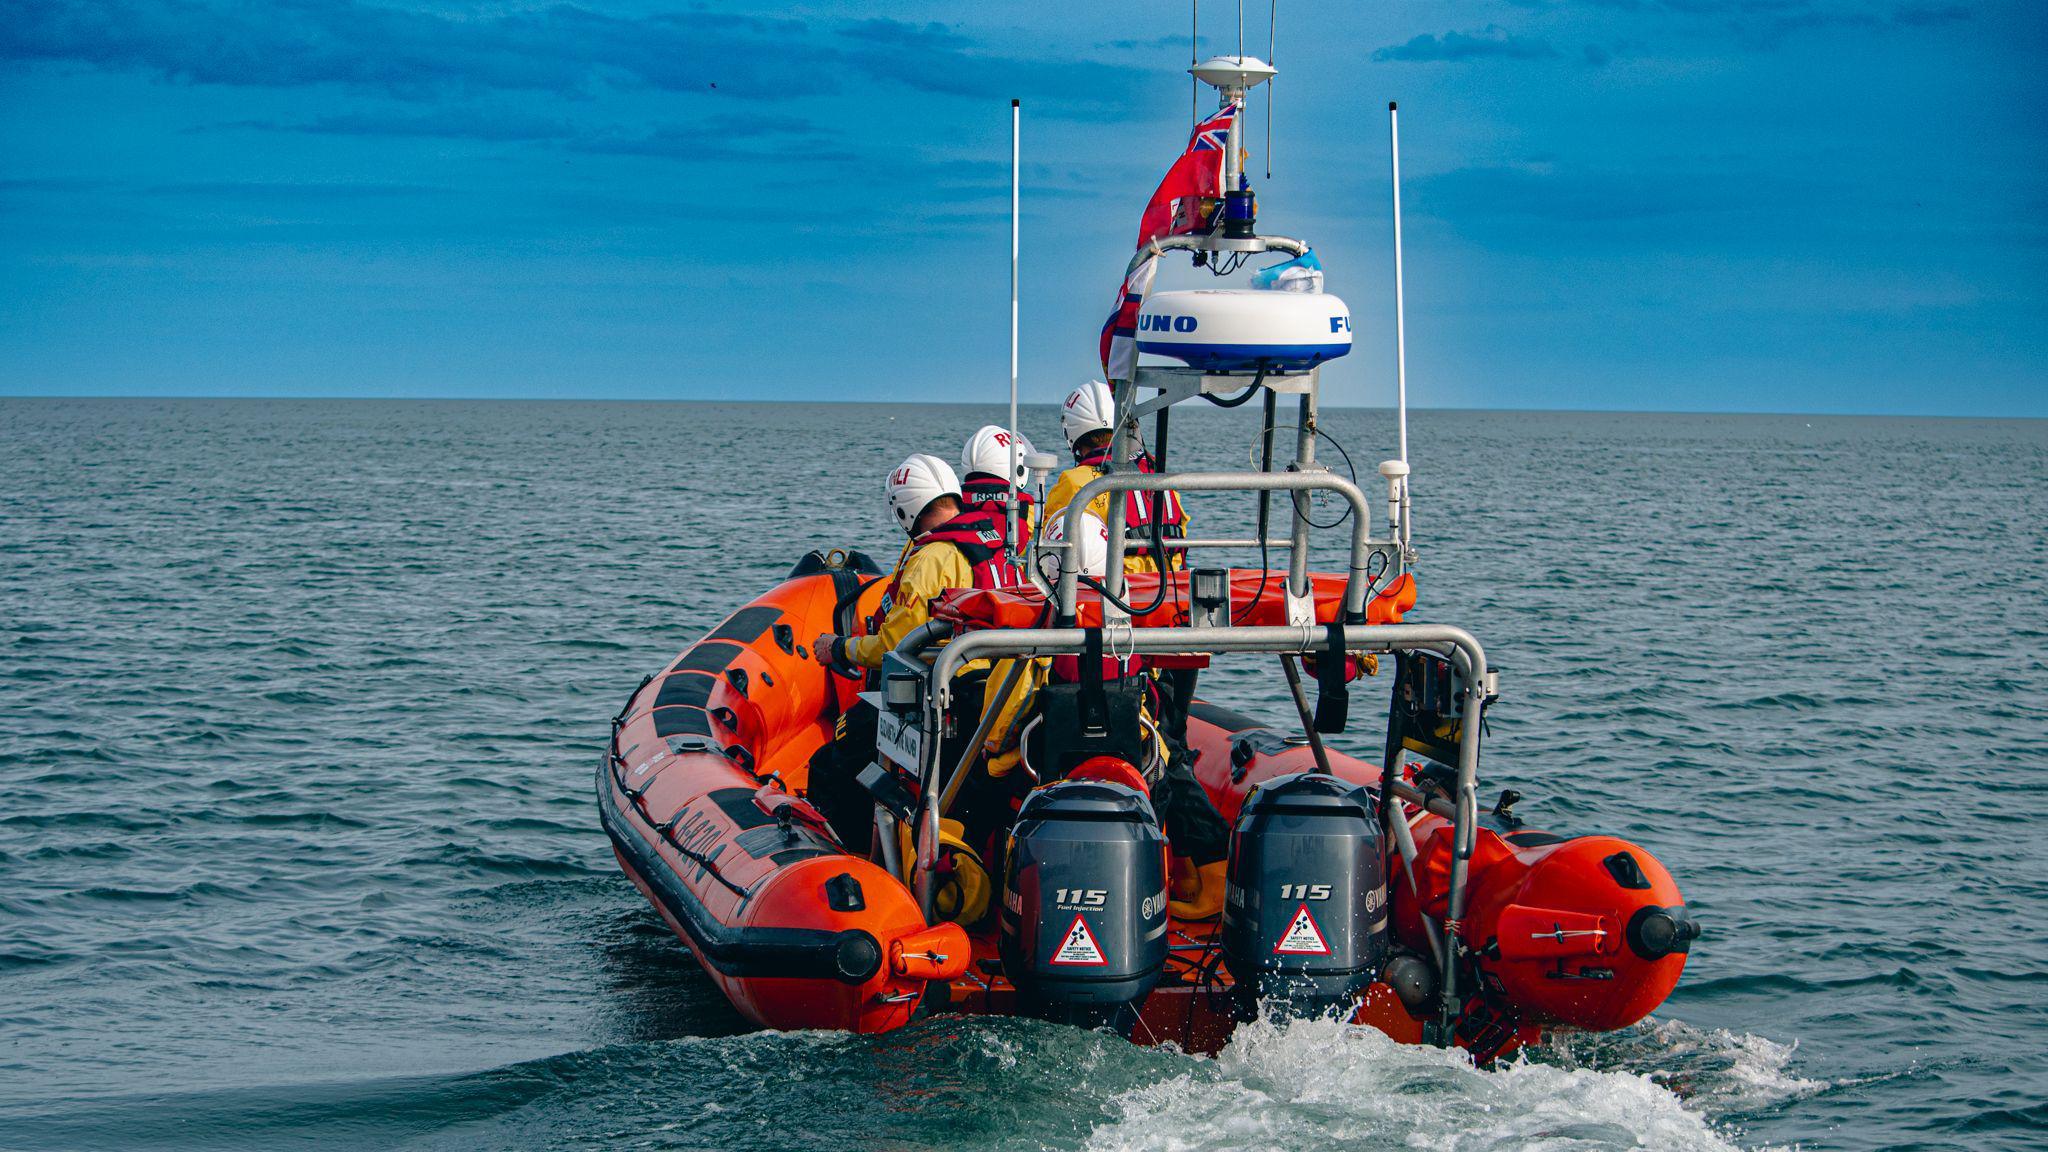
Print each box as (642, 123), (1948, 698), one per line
(1221, 773), (1388, 1019)
(999, 780), (1169, 1028)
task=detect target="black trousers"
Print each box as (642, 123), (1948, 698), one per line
(1152, 729), (1230, 866)
(811, 700), (878, 853)
(810, 673), (989, 859)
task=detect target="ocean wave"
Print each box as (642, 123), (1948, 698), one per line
(1534, 1017), (1826, 1119)
(1083, 1015), (1773, 1152)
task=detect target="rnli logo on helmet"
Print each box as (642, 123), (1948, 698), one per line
(992, 431), (1012, 446)
(891, 466), (912, 485)
(1138, 314), (1197, 333)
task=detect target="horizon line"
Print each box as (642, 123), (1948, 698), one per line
(2, 393), (2042, 422)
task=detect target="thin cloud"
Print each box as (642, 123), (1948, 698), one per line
(568, 122), (846, 165)
(1893, 3), (1971, 26)
(834, 18), (974, 52)
(1100, 34), (1198, 51)
(0, 0), (1141, 113)
(215, 110), (579, 143)
(1373, 26), (1559, 63)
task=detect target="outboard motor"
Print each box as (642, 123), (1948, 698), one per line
(999, 780), (1168, 1030)
(1222, 773), (1388, 1019)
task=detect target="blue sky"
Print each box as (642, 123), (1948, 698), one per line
(1, 1), (2041, 414)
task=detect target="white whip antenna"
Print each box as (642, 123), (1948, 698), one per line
(1389, 100), (1410, 466)
(1266, 0), (1275, 179)
(1006, 99), (1022, 557)
(1191, 0), (1199, 124)
(1237, 0), (1245, 59)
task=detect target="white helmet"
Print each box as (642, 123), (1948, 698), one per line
(961, 425), (1034, 487)
(1061, 380), (1115, 448)
(886, 453), (960, 534)
(1035, 511), (1111, 584)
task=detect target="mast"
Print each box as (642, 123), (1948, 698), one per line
(1007, 99), (1022, 558)
(1389, 101), (1410, 467)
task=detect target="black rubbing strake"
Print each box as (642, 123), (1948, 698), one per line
(1188, 698), (1271, 734)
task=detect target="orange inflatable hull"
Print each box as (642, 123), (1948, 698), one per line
(599, 565), (1692, 1056)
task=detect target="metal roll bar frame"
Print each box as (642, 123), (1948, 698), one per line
(888, 616), (1489, 1043)
(1052, 470), (1380, 627)
(881, 235), (1470, 1034)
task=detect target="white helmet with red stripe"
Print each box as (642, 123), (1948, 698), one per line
(1035, 510), (1110, 584)
(1061, 380), (1115, 448)
(886, 453), (960, 534)
(961, 425), (1034, 487)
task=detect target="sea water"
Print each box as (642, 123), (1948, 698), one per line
(2, 399), (2043, 1151)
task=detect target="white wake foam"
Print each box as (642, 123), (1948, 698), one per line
(1083, 1015), (1778, 1152)
(1536, 1016), (1825, 1118)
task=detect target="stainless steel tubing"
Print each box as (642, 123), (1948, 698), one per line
(937, 656), (1028, 815)
(1055, 472), (1375, 623)
(896, 612), (1488, 1042)
(1122, 536), (1292, 551)
(1436, 632), (1489, 1039)
(889, 619), (954, 920)
(1289, 392), (1317, 598)
(926, 622), (1481, 699)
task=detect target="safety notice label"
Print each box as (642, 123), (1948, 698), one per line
(1050, 914), (1108, 966)
(1273, 903), (1332, 955)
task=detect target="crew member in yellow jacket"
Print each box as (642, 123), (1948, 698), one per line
(1041, 380), (1190, 576)
(811, 452), (1030, 925)
(1038, 381), (1228, 919)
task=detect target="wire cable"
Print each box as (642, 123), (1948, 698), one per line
(1245, 422), (1359, 529)
(1202, 364), (1268, 409)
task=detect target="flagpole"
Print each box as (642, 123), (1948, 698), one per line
(1389, 100), (1410, 467)
(1007, 99), (1022, 558)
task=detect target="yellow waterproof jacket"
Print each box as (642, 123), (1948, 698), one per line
(849, 537), (1037, 780)
(1042, 464), (1191, 576)
(848, 540), (972, 670)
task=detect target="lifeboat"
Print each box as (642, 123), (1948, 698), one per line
(598, 554), (1699, 1060)
(597, 40), (1698, 1062)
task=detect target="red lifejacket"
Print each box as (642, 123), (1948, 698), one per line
(915, 505), (1028, 590)
(960, 475), (1035, 519)
(1073, 446), (1188, 538)
(866, 507), (1026, 634)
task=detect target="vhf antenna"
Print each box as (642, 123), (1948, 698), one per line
(1389, 101), (1410, 468)
(1006, 99), (1022, 559)
(1266, 0), (1275, 179)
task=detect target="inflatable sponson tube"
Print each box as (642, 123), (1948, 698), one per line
(596, 761), (883, 983)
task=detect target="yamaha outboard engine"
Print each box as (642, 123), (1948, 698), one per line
(1222, 773), (1388, 1019)
(999, 779), (1168, 1030)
